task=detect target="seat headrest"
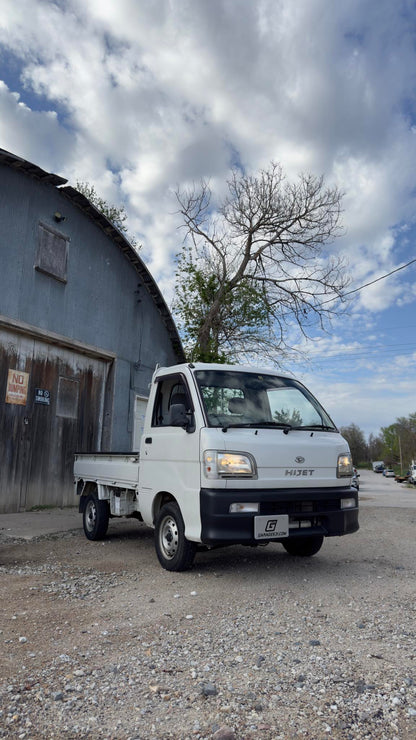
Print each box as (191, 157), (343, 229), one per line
(170, 393), (187, 407)
(228, 397), (245, 414)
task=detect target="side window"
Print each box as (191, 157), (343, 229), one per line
(151, 376), (190, 427)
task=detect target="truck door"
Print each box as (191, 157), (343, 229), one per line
(139, 373), (201, 539)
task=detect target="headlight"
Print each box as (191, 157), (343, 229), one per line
(203, 450), (256, 479)
(341, 497), (356, 509)
(337, 453), (353, 478)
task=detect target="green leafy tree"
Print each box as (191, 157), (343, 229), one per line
(381, 424), (402, 467)
(339, 423), (368, 465)
(174, 162), (348, 363)
(381, 414), (416, 470)
(76, 182), (140, 250)
(368, 432), (384, 464)
(175, 244), (271, 362)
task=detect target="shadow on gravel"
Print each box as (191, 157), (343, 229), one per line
(3, 507), (411, 585)
(104, 520), (155, 541)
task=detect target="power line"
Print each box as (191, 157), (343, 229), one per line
(343, 257), (416, 297)
(321, 256), (416, 305)
(374, 323), (416, 331)
(313, 340), (416, 356)
(305, 339), (416, 361)
(310, 346), (416, 363)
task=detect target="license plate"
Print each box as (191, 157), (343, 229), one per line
(254, 515), (288, 540)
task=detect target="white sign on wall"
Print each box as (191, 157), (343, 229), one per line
(5, 369), (30, 406)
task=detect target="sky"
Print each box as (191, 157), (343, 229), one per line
(0, 0), (415, 440)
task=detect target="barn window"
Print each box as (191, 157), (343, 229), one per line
(57, 376), (79, 418)
(35, 223), (69, 283)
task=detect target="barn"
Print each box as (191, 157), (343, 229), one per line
(0, 149), (184, 513)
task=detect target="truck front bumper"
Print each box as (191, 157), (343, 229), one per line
(200, 486), (359, 546)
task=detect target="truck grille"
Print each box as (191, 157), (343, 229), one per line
(263, 499), (340, 515)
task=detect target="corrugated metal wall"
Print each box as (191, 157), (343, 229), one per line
(0, 151), (184, 512)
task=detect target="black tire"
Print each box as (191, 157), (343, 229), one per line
(154, 502), (197, 571)
(282, 535), (324, 557)
(82, 491), (109, 541)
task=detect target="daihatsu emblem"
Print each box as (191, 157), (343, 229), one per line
(295, 456), (305, 464)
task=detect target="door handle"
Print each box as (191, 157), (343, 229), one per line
(145, 437), (152, 444)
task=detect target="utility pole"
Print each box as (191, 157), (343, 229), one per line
(398, 434), (403, 474)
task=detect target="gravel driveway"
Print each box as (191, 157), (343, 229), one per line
(0, 474), (415, 739)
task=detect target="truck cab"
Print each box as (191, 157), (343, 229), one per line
(75, 362), (358, 570)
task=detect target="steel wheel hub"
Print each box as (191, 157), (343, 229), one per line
(160, 515), (179, 559)
(85, 500), (97, 532)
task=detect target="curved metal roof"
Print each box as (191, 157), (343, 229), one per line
(0, 148), (185, 362)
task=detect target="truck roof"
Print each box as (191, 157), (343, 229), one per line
(155, 362), (293, 379)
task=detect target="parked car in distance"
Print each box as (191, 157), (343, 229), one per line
(384, 469), (395, 478)
(373, 461), (385, 473)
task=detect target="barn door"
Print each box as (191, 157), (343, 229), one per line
(0, 328), (113, 512)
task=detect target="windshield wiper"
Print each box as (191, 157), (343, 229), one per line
(220, 421), (335, 434)
(221, 421), (292, 433)
(286, 424), (336, 433)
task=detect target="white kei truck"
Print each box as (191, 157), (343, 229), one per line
(74, 362), (359, 571)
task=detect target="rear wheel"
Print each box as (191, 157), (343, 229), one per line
(282, 535), (324, 557)
(83, 491), (109, 540)
(155, 502), (196, 571)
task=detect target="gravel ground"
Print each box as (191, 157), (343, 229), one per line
(0, 504), (415, 740)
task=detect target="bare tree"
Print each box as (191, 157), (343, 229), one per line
(174, 162), (349, 363)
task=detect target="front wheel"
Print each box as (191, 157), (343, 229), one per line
(282, 535), (324, 557)
(155, 502), (197, 571)
(83, 491), (109, 541)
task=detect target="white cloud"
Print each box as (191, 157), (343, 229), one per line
(0, 81), (73, 164)
(0, 0), (413, 278)
(300, 353), (416, 439)
(0, 0), (415, 438)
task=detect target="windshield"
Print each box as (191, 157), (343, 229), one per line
(194, 370), (336, 431)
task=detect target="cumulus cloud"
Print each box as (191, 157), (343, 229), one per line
(0, 0), (415, 435)
(300, 353), (416, 437)
(0, 2), (413, 269)
(0, 81), (73, 165)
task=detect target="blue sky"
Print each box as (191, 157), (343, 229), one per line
(0, 0), (415, 438)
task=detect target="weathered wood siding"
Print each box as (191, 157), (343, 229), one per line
(0, 326), (112, 512)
